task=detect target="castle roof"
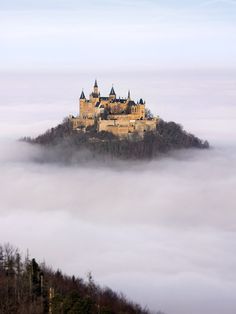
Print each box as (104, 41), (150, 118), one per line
(109, 86), (116, 96)
(99, 96), (126, 103)
(139, 98), (144, 104)
(94, 79), (98, 88)
(127, 100), (136, 107)
(95, 102), (104, 108)
(116, 99), (127, 103)
(80, 90), (86, 99)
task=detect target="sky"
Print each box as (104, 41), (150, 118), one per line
(0, 0), (236, 70)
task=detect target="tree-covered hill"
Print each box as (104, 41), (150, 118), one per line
(0, 244), (154, 314)
(24, 118), (209, 161)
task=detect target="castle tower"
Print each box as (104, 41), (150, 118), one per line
(79, 90), (86, 118)
(80, 90), (86, 100)
(109, 85), (116, 101)
(94, 79), (99, 95)
(90, 80), (100, 101)
(138, 98), (145, 119)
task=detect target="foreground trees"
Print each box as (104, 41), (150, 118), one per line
(0, 244), (150, 314)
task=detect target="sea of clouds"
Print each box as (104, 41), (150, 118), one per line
(0, 70), (236, 314)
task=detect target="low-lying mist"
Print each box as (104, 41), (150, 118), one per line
(0, 69), (236, 314)
(1, 139), (236, 314)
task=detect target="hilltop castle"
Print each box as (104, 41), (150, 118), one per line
(70, 80), (158, 138)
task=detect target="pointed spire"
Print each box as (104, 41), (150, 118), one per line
(94, 79), (98, 88)
(80, 90), (86, 99)
(128, 90), (131, 99)
(139, 98), (144, 104)
(109, 85), (116, 96)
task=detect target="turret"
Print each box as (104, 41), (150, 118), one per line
(80, 90), (86, 100)
(109, 85), (116, 100)
(138, 98), (145, 119)
(94, 79), (99, 95)
(90, 80), (100, 100)
(79, 89), (86, 118)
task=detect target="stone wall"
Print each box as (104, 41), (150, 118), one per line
(97, 118), (158, 138)
(79, 100), (95, 119)
(70, 117), (95, 129)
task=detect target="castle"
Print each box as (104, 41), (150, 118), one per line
(70, 80), (158, 138)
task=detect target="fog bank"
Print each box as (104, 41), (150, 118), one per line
(0, 70), (236, 314)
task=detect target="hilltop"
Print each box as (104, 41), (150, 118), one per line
(23, 81), (209, 161)
(24, 117), (209, 161)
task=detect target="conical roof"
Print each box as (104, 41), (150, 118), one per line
(80, 90), (86, 99)
(139, 98), (144, 104)
(109, 86), (116, 96)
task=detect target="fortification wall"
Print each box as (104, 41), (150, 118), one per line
(70, 117), (95, 129)
(134, 119), (157, 133)
(107, 114), (142, 121)
(98, 118), (157, 138)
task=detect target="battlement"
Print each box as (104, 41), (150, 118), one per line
(70, 81), (158, 138)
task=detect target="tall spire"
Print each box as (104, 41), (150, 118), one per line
(128, 90), (131, 99)
(93, 79), (99, 95)
(80, 90), (86, 99)
(109, 85), (116, 96)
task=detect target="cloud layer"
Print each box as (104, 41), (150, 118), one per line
(0, 70), (236, 314)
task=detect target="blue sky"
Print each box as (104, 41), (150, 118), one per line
(0, 0), (236, 70)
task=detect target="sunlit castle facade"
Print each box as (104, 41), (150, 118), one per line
(70, 80), (158, 138)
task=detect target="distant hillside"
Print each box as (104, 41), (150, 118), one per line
(24, 118), (209, 161)
(0, 244), (153, 314)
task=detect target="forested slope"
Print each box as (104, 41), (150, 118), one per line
(24, 118), (209, 161)
(0, 244), (151, 314)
